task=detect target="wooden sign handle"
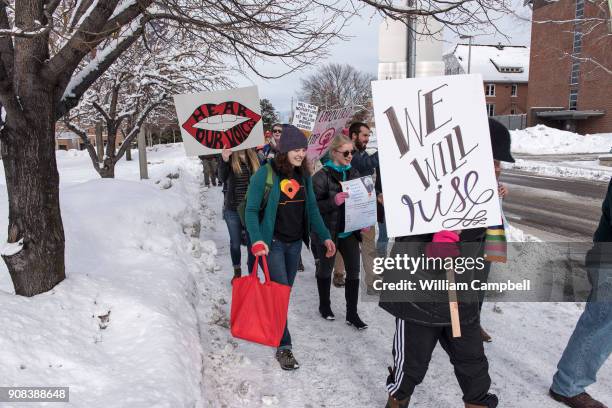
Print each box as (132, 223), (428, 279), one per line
(446, 268), (462, 338)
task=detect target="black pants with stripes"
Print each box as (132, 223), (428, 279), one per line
(386, 318), (492, 405)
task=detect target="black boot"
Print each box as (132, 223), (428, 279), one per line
(316, 277), (335, 320)
(231, 266), (241, 283)
(345, 279), (368, 329)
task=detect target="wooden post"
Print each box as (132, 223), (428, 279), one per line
(138, 126), (148, 180)
(95, 122), (104, 162)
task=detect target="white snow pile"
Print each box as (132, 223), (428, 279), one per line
(0, 145), (211, 407)
(506, 159), (612, 182)
(511, 125), (612, 155)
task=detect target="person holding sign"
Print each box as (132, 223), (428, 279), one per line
(312, 135), (368, 330)
(218, 147), (260, 281)
(244, 124), (335, 371)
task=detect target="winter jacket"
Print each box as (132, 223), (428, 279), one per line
(312, 164), (362, 242)
(379, 228), (487, 327)
(218, 158), (254, 211)
(586, 179), (612, 280)
(244, 162), (331, 247)
(351, 150), (378, 177)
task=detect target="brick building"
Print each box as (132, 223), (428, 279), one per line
(444, 44), (529, 116)
(526, 0), (611, 134)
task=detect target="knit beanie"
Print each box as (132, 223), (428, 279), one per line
(278, 124), (308, 153)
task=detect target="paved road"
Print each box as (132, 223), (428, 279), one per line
(500, 169), (609, 241)
(514, 153), (607, 162)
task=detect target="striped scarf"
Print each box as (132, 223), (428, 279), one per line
(484, 198), (507, 263)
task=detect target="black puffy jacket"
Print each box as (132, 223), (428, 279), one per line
(379, 228), (486, 326)
(312, 165), (362, 242)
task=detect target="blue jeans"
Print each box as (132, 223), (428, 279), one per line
(551, 265), (612, 397)
(223, 209), (254, 273)
(376, 222), (389, 255)
(267, 239), (302, 350)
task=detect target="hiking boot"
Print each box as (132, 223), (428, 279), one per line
(275, 349), (299, 371)
(333, 273), (345, 288)
(385, 395), (410, 408)
(480, 325), (492, 342)
(465, 393), (499, 408)
(549, 389), (607, 408)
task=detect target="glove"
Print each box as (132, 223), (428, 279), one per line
(334, 192), (349, 206)
(426, 230), (460, 259)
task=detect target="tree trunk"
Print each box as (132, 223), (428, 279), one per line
(1, 83), (66, 296)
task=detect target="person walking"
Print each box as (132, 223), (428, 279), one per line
(245, 124), (336, 371)
(312, 134), (369, 330)
(218, 148), (260, 281)
(549, 179), (611, 408)
(381, 228), (499, 408)
(199, 153), (219, 187)
(332, 122), (380, 291)
(259, 123), (282, 163)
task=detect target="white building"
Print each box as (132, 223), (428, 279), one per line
(377, 18), (445, 80)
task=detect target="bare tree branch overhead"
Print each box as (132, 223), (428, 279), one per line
(0, 0), (518, 296)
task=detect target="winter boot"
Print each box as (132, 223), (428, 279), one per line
(317, 278), (335, 320)
(333, 268), (345, 287)
(480, 325), (492, 342)
(385, 395), (410, 408)
(275, 349), (300, 370)
(345, 279), (368, 330)
(231, 266), (241, 283)
(465, 393), (499, 408)
(549, 389), (607, 408)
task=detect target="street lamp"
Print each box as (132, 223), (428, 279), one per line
(459, 34), (473, 74)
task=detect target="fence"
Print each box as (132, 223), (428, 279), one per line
(492, 114), (527, 130)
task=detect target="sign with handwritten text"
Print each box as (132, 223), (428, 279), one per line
(371, 74), (501, 237)
(306, 106), (354, 163)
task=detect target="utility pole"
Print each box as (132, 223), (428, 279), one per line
(138, 126), (148, 179)
(460, 35), (473, 74)
(406, 0), (417, 78)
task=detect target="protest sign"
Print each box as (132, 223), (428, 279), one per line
(292, 101), (319, 131)
(340, 176), (377, 232)
(371, 74), (501, 237)
(306, 106), (354, 163)
(173, 86), (264, 155)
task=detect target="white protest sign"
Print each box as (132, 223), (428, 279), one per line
(306, 106), (354, 163)
(292, 101), (319, 131)
(341, 176), (377, 232)
(173, 86), (264, 155)
(371, 74), (501, 237)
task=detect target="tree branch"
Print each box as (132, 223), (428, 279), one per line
(63, 118), (102, 175)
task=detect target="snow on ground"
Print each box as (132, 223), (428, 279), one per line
(0, 144), (210, 407)
(0, 143), (610, 407)
(511, 125), (612, 155)
(505, 158), (612, 182)
(198, 187), (611, 407)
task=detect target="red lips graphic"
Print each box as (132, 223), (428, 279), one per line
(182, 101), (262, 149)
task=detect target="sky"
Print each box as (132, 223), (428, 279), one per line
(232, 2), (533, 120)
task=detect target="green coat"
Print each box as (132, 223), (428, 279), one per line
(245, 164), (331, 246)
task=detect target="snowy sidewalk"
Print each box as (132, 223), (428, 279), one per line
(195, 186), (612, 408)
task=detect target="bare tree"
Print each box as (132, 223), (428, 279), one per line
(63, 35), (230, 178)
(300, 63), (375, 121)
(0, 0), (516, 296)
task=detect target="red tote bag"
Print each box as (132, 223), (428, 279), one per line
(230, 256), (291, 347)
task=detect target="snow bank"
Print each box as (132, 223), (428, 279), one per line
(511, 125), (612, 154)
(506, 158), (612, 182)
(0, 145), (208, 407)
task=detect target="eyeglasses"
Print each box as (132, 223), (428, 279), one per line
(336, 149), (356, 158)
(272, 129), (282, 134)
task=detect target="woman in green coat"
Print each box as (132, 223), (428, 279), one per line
(245, 124), (336, 371)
